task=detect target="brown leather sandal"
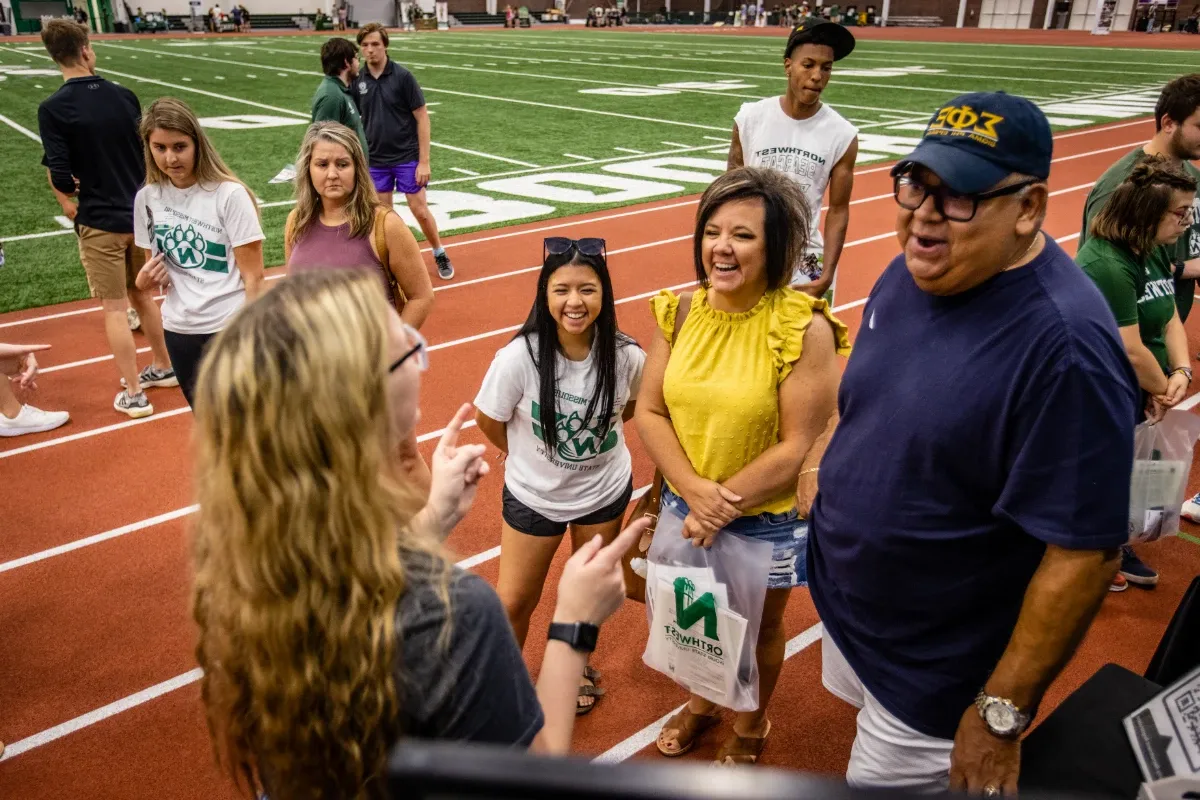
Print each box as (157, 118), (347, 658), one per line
(577, 670), (605, 716)
(656, 707), (722, 757)
(714, 720), (772, 766)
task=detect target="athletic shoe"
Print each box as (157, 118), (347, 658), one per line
(127, 307), (141, 331)
(1119, 545), (1158, 588)
(1181, 492), (1200, 524)
(114, 390), (153, 419)
(120, 364), (179, 389)
(1109, 573), (1128, 592)
(0, 404), (70, 437)
(434, 251), (455, 280)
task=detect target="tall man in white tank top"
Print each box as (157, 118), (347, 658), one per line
(728, 19), (859, 298)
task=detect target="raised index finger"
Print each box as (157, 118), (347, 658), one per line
(438, 403), (474, 452)
(596, 517), (650, 567)
(0, 343), (52, 359)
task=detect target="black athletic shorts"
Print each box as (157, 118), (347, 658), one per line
(502, 479), (634, 537)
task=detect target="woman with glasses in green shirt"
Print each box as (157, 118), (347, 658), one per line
(1076, 158), (1197, 592)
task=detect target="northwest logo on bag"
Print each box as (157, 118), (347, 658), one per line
(673, 577), (719, 641)
(531, 400), (618, 463)
(154, 223), (229, 273)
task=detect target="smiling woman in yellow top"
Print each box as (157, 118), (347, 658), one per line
(636, 166), (849, 767)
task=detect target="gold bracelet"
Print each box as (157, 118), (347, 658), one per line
(800, 468), (819, 477)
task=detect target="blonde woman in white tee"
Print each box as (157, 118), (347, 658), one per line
(728, 18), (858, 299)
(133, 98), (265, 408)
(475, 238), (645, 715)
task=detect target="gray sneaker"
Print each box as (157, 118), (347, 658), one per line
(434, 251), (455, 280)
(114, 390), (153, 419)
(121, 364), (179, 389)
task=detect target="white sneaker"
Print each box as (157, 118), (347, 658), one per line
(1182, 492), (1200, 524)
(0, 404), (70, 437)
(114, 390), (153, 419)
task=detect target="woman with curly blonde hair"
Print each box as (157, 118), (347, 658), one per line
(192, 270), (643, 799)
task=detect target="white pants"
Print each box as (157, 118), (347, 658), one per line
(822, 635), (955, 792)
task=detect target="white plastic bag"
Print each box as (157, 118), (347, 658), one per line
(642, 503), (773, 711)
(1130, 409), (1200, 544)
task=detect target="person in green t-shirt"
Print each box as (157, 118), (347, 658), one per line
(1081, 75), (1200, 323)
(312, 38), (369, 159)
(1077, 159), (1197, 592)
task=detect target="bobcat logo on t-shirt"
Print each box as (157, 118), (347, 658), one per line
(155, 223), (229, 273)
(531, 401), (619, 463)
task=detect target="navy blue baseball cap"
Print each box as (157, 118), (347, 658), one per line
(891, 92), (1052, 195)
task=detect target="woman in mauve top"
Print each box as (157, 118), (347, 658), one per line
(285, 121), (434, 330)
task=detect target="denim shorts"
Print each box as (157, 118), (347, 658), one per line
(369, 161), (421, 195)
(660, 485), (808, 590)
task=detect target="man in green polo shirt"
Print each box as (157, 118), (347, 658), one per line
(312, 37), (369, 157)
(1081, 75), (1200, 322)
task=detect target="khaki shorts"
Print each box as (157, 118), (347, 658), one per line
(76, 225), (146, 301)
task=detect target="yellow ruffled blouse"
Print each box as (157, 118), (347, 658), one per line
(651, 285), (851, 516)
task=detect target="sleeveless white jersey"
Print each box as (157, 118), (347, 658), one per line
(734, 98), (858, 256)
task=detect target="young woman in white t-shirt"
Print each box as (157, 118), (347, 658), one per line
(474, 238), (645, 714)
(133, 98), (265, 408)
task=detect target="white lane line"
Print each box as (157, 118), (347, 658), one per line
(593, 622), (825, 764)
(0, 505), (199, 574)
(0, 407), (191, 460)
(40, 347), (152, 374)
(0, 112), (41, 143)
(0, 481), (656, 761)
(0, 668), (206, 762)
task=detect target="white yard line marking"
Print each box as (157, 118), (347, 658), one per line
(660, 140), (692, 148)
(613, 147), (644, 154)
(562, 153), (594, 161)
(448, 167), (480, 176)
(0, 112), (41, 143)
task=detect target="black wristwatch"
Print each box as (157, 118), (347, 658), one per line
(548, 622), (599, 653)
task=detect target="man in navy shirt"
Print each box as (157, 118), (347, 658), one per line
(807, 92), (1135, 792)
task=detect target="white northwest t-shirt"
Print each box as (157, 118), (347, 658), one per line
(734, 98), (858, 258)
(474, 335), (646, 522)
(133, 181), (264, 335)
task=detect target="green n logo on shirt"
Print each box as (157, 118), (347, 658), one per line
(674, 577), (719, 641)
(155, 223), (229, 273)
(531, 400), (618, 463)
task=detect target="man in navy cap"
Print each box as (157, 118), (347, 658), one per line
(806, 93), (1136, 792)
(728, 17), (858, 298)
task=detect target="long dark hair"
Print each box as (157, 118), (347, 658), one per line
(514, 249), (634, 463)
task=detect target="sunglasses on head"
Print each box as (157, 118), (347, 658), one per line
(544, 237), (606, 260)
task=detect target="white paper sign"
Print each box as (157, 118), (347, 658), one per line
(1125, 665), (1200, 780)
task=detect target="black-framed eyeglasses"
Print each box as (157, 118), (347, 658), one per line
(544, 237), (606, 261)
(893, 175), (1039, 222)
(389, 323), (428, 373)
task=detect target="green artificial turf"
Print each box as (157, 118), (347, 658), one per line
(1, 28), (1198, 312)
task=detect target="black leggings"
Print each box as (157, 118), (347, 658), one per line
(164, 330), (216, 409)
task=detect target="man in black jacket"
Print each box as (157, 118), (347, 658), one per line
(38, 19), (175, 419)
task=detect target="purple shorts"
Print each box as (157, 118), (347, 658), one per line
(370, 162), (422, 195)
